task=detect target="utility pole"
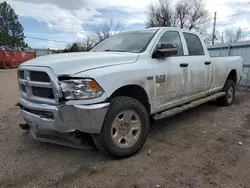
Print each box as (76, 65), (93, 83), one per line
(212, 12), (217, 45)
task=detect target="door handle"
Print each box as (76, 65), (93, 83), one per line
(205, 61), (211, 65)
(180, 63), (188, 67)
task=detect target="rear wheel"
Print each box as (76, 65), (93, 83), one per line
(92, 96), (149, 158)
(217, 80), (236, 106)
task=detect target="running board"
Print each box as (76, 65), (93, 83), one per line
(153, 92), (225, 121)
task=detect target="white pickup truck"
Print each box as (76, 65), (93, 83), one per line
(18, 27), (243, 157)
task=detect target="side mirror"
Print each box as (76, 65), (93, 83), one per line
(153, 43), (178, 58)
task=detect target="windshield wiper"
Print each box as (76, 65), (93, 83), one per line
(103, 49), (128, 52)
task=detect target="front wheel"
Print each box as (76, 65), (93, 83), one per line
(217, 79), (236, 106)
(92, 96), (149, 158)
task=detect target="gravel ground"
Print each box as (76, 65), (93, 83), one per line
(1, 69), (250, 188)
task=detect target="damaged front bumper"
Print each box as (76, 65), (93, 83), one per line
(19, 97), (110, 134)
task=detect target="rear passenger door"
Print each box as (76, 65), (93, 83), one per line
(182, 32), (212, 97)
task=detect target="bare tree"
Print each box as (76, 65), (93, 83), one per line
(224, 27), (245, 43)
(203, 31), (213, 45)
(92, 19), (123, 42)
(66, 36), (94, 52)
(146, 0), (210, 32)
(66, 43), (72, 50)
(219, 31), (224, 44)
(187, 0), (209, 30)
(175, 0), (190, 29)
(224, 28), (234, 43)
(83, 35), (96, 51)
(235, 27), (244, 42)
(203, 29), (220, 45)
(146, 0), (173, 28)
(65, 43), (81, 52)
(76, 35), (97, 51)
(214, 27), (245, 44)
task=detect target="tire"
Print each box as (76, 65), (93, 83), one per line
(217, 79), (236, 106)
(92, 96), (149, 158)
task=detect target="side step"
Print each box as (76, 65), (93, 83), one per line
(153, 92), (225, 121)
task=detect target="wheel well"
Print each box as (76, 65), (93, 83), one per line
(110, 85), (151, 114)
(227, 69), (237, 83)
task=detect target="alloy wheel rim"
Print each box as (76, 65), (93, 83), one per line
(111, 110), (142, 148)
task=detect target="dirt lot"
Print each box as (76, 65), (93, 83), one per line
(1, 69), (250, 188)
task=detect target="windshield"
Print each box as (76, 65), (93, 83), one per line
(90, 29), (159, 53)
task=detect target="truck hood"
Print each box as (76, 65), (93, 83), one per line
(21, 52), (139, 76)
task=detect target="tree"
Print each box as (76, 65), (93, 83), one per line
(175, 0), (190, 29)
(209, 27), (245, 45)
(82, 36), (94, 51)
(203, 29), (220, 45)
(70, 43), (80, 52)
(65, 42), (86, 52)
(187, 0), (209, 31)
(146, 0), (210, 32)
(146, 0), (173, 28)
(92, 19), (123, 42)
(78, 35), (96, 51)
(223, 27), (245, 43)
(0, 1), (27, 48)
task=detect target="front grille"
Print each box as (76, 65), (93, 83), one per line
(32, 87), (54, 99)
(30, 71), (50, 82)
(20, 105), (54, 119)
(19, 70), (24, 79)
(18, 68), (60, 104)
(21, 84), (26, 92)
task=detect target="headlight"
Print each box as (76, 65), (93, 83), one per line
(59, 79), (103, 100)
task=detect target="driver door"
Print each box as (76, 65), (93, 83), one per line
(151, 30), (190, 111)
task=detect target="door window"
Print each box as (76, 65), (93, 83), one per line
(157, 31), (184, 56)
(183, 33), (205, 55)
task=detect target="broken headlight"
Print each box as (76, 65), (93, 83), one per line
(59, 79), (103, 100)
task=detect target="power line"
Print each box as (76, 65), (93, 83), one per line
(25, 27), (85, 33)
(25, 36), (73, 44)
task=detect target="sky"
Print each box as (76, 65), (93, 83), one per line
(2, 0), (250, 49)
